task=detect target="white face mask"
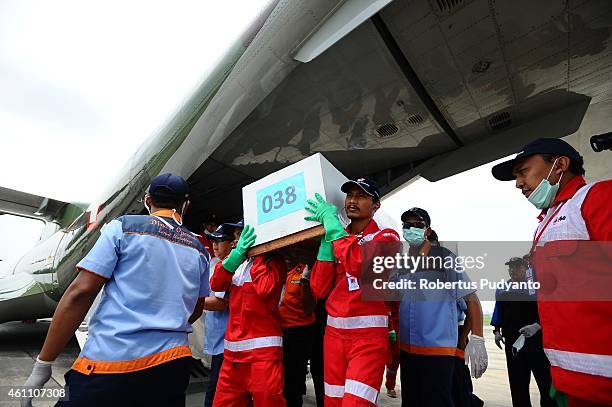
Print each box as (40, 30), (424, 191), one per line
(526, 158), (563, 210)
(172, 201), (188, 226)
(172, 209), (182, 226)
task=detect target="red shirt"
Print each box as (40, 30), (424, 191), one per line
(311, 219), (400, 338)
(279, 264), (316, 329)
(198, 234), (214, 258)
(210, 254), (287, 362)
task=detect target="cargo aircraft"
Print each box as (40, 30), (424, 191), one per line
(1, 0), (611, 336)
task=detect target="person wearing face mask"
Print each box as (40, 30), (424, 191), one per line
(490, 257), (555, 407)
(21, 173), (210, 407)
(306, 177), (400, 406)
(202, 223), (236, 407)
(398, 207), (487, 407)
(492, 138), (612, 407)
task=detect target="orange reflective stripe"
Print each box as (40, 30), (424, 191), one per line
(72, 345), (191, 375)
(455, 349), (465, 359)
(400, 343), (458, 356)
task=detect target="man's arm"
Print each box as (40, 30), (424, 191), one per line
(204, 296), (229, 311)
(465, 292), (484, 337)
(310, 260), (336, 299)
(582, 180), (612, 241)
(210, 260), (233, 292)
(251, 256), (286, 297)
(300, 281), (316, 316)
(459, 314), (471, 351)
(188, 297), (205, 325)
(39, 270), (106, 361)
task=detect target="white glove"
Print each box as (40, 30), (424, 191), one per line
(465, 335), (488, 379)
(21, 357), (53, 407)
(518, 323), (541, 338)
(494, 330), (505, 350)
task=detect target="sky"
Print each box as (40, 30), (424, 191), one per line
(0, 0), (272, 203)
(0, 0), (272, 273)
(0, 1), (542, 312)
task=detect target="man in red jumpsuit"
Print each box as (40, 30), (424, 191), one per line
(210, 221), (288, 406)
(305, 177), (400, 406)
(492, 138), (612, 406)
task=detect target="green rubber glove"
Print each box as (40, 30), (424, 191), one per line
(317, 239), (335, 262)
(389, 330), (397, 343)
(550, 384), (568, 407)
(222, 225), (256, 272)
(304, 193), (348, 242)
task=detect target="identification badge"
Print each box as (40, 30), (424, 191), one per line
(346, 274), (360, 291)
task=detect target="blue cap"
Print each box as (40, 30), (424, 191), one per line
(492, 138), (583, 181)
(401, 207), (431, 227)
(341, 177), (381, 201)
(148, 173), (189, 200)
(208, 224), (237, 241)
(224, 219), (244, 229)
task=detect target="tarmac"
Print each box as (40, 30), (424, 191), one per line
(0, 321), (541, 406)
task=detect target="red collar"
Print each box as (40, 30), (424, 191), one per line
(289, 263), (306, 274)
(538, 175), (586, 220)
(346, 218), (379, 237)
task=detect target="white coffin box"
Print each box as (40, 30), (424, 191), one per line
(243, 153), (349, 254)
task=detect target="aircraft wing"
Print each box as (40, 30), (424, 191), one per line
(0, 187), (87, 323)
(0, 186), (72, 222)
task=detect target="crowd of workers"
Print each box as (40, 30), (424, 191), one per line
(21, 137), (611, 407)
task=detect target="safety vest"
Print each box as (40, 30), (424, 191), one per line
(533, 180), (612, 404)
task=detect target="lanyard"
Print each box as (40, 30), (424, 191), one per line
(530, 201), (566, 255)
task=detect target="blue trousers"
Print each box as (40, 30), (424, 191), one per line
(56, 357), (190, 407)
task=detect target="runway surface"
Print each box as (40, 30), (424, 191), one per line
(0, 321), (541, 406)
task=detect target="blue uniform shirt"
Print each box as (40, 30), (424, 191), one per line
(399, 246), (475, 356)
(204, 258), (229, 356)
(73, 210), (209, 374)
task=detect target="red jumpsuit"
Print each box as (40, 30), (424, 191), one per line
(311, 219), (400, 406)
(198, 234), (214, 258)
(210, 254), (288, 406)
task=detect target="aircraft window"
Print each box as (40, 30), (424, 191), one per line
(39, 221), (61, 242)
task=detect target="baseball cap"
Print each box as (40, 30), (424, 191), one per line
(341, 177), (381, 201)
(505, 257), (527, 267)
(492, 138), (583, 181)
(401, 207), (431, 227)
(224, 219), (244, 229)
(148, 173), (189, 200)
(209, 224), (236, 241)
